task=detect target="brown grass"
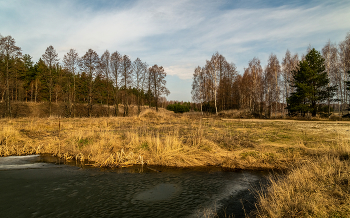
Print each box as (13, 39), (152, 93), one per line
(1, 109), (349, 171)
(1, 109), (350, 217)
(251, 144), (350, 217)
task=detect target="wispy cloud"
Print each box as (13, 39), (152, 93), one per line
(1, 0), (350, 101)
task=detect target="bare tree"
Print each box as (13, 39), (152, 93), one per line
(322, 40), (339, 115)
(111, 51), (122, 116)
(149, 65), (170, 111)
(192, 53), (238, 114)
(241, 69), (253, 110)
(80, 49), (99, 117)
(265, 54), (281, 118)
(42, 45), (59, 116)
(244, 57), (263, 115)
(191, 66), (204, 113)
(120, 55), (133, 116)
(282, 50), (299, 116)
(0, 35), (22, 117)
(339, 33), (350, 114)
(100, 50), (111, 116)
(63, 49), (80, 117)
(133, 57), (147, 115)
(205, 52), (222, 114)
(145, 66), (153, 108)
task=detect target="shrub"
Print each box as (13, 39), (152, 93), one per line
(166, 103), (190, 113)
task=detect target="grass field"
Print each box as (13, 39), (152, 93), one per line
(1, 109), (349, 217)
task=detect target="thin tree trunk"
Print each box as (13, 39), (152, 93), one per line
(73, 75), (76, 117)
(35, 79), (38, 103)
(107, 75), (109, 117)
(89, 77), (93, 117)
(31, 82), (33, 102)
(214, 89), (217, 114)
(137, 94), (141, 116)
(15, 68), (18, 101)
(6, 55), (11, 117)
(124, 81), (127, 117)
(49, 68), (52, 117)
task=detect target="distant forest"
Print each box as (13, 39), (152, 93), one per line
(0, 34), (169, 117)
(1, 33), (350, 119)
(192, 33), (350, 118)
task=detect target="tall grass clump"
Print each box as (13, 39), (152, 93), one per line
(0, 113), (349, 172)
(252, 141), (350, 217)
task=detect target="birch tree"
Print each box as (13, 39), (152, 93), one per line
(265, 54), (281, 118)
(120, 55), (133, 116)
(245, 58), (263, 115)
(42, 45), (59, 116)
(133, 57), (147, 115)
(339, 33), (350, 113)
(205, 52), (221, 114)
(191, 66), (204, 113)
(80, 49), (99, 117)
(282, 50), (299, 116)
(63, 49), (80, 117)
(149, 65), (170, 112)
(100, 50), (111, 116)
(111, 50), (122, 116)
(322, 40), (339, 115)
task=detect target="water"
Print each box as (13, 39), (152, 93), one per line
(0, 155), (268, 218)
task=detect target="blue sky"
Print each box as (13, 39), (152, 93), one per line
(1, 0), (350, 101)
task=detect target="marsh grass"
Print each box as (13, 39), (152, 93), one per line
(1, 109), (349, 171)
(1, 109), (350, 217)
(251, 142), (350, 217)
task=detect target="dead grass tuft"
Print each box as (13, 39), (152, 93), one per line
(252, 144), (350, 217)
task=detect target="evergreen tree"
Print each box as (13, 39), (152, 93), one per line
(287, 48), (337, 117)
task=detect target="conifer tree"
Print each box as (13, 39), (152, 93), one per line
(0, 35), (21, 117)
(287, 48), (337, 117)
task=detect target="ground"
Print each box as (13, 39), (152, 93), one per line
(1, 109), (350, 217)
(1, 109), (349, 170)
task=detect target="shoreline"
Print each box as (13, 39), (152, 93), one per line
(1, 112), (349, 217)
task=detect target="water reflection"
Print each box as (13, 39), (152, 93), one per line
(0, 155), (267, 218)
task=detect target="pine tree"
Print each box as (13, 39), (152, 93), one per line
(287, 48), (337, 117)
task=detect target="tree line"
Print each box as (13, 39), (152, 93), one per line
(192, 33), (350, 117)
(0, 34), (170, 117)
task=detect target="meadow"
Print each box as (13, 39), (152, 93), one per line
(1, 108), (349, 217)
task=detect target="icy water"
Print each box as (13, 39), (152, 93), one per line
(0, 155), (268, 218)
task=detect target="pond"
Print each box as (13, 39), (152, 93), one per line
(0, 155), (268, 218)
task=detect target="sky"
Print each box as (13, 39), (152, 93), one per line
(1, 0), (350, 102)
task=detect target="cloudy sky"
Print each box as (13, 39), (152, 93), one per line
(1, 0), (350, 101)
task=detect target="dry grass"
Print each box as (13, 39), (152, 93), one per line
(251, 143), (350, 217)
(0, 109), (349, 171)
(1, 109), (350, 217)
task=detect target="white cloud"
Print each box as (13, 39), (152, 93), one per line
(165, 64), (197, 80)
(1, 0), (350, 100)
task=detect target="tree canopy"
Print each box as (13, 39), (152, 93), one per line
(287, 48), (337, 117)
(0, 34), (170, 118)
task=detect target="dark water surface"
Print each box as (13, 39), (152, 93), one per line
(0, 155), (268, 218)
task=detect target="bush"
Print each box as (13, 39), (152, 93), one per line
(166, 103), (190, 113)
(202, 102), (216, 113)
